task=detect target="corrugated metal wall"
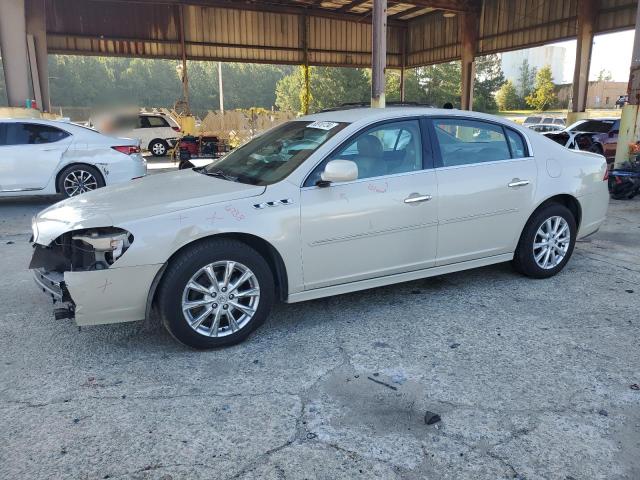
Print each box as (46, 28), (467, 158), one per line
(407, 13), (460, 66)
(406, 0), (636, 67)
(45, 0), (637, 68)
(45, 0), (400, 67)
(478, 0), (578, 55)
(598, 0), (638, 33)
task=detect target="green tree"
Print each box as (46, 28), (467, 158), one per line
(495, 79), (519, 111)
(473, 54), (505, 112)
(275, 66), (370, 113)
(517, 59), (537, 106)
(596, 69), (612, 81)
(415, 61), (461, 107)
(525, 65), (556, 111)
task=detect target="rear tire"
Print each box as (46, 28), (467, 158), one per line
(512, 204), (577, 279)
(157, 239), (274, 349)
(149, 139), (168, 157)
(57, 164), (105, 198)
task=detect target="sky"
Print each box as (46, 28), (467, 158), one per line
(550, 30), (635, 83)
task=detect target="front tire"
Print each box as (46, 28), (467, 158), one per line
(57, 164), (105, 198)
(513, 204), (577, 278)
(149, 139), (168, 156)
(157, 239), (274, 349)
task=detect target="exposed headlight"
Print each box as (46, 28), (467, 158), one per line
(72, 229), (132, 265)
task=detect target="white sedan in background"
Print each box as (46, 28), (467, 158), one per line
(0, 118), (146, 198)
(30, 108), (609, 348)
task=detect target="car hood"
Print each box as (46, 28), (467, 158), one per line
(33, 169), (265, 245)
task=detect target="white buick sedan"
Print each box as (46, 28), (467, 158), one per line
(0, 118), (146, 198)
(30, 108), (609, 348)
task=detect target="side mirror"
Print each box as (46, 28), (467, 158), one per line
(318, 160), (358, 185)
(609, 130), (619, 137)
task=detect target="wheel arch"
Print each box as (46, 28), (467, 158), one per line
(145, 232), (289, 320)
(55, 162), (106, 193)
(528, 194), (582, 230)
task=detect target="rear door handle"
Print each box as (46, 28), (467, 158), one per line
(508, 179), (530, 188)
(404, 194), (432, 204)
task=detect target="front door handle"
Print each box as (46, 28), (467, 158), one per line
(508, 179), (530, 188)
(404, 194), (432, 204)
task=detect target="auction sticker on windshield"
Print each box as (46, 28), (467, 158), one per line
(307, 121), (340, 131)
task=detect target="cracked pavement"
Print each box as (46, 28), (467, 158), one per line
(1, 195), (639, 479)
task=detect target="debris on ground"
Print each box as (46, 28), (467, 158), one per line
(630, 384), (640, 390)
(367, 376), (398, 391)
(598, 409), (608, 416)
(450, 343), (461, 349)
(625, 289), (634, 293)
(424, 411), (441, 425)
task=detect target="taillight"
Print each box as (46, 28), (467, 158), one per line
(112, 145), (140, 155)
(603, 168), (609, 181)
(172, 126), (181, 132)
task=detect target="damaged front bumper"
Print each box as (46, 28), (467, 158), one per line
(30, 227), (162, 326)
(33, 268), (71, 304)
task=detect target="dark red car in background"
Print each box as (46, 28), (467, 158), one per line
(544, 118), (619, 167)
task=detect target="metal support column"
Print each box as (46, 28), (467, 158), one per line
(460, 12), (477, 110)
(301, 14), (310, 115)
(400, 29), (407, 102)
(25, 0), (50, 111)
(371, 0), (387, 108)
(568, 0), (597, 125)
(178, 5), (190, 113)
(614, 2), (640, 167)
(0, 0), (31, 107)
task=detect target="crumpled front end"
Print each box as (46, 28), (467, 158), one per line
(30, 227), (161, 326)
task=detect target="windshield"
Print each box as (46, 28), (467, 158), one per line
(202, 120), (348, 185)
(569, 120), (614, 133)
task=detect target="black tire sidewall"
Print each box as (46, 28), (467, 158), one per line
(158, 239), (275, 349)
(514, 204), (577, 278)
(57, 164), (105, 198)
(150, 140), (168, 156)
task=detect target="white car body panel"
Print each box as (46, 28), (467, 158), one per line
(0, 118), (146, 197)
(30, 108), (609, 327)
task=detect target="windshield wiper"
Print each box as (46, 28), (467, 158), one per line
(199, 169), (238, 182)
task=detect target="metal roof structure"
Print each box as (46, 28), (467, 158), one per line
(44, 0), (638, 68)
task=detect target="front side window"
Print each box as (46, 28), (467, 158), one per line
(3, 123), (69, 145)
(432, 118), (511, 167)
(305, 119), (423, 186)
(202, 120), (348, 186)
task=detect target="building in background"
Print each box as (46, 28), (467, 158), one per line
(500, 46), (567, 91)
(556, 80), (628, 109)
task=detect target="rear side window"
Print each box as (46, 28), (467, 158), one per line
(3, 123), (70, 145)
(143, 116), (169, 128)
(525, 116), (541, 124)
(432, 118), (511, 167)
(505, 129), (528, 158)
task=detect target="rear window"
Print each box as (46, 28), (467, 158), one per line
(570, 120), (614, 133)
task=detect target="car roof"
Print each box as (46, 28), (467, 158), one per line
(300, 107), (522, 128)
(0, 117), (75, 126)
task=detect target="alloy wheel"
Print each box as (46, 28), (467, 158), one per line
(63, 170), (99, 196)
(532, 216), (570, 270)
(181, 261), (260, 337)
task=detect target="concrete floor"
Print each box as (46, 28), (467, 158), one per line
(1, 194), (639, 480)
